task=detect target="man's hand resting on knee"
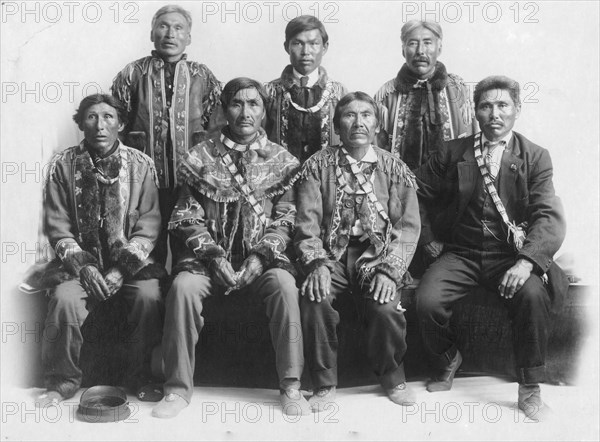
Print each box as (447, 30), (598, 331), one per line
(370, 273), (397, 304)
(301, 266), (331, 303)
(498, 259), (533, 299)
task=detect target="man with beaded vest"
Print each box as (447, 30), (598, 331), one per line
(152, 78), (308, 419)
(111, 5), (224, 266)
(30, 94), (164, 407)
(294, 92), (421, 411)
(414, 76), (567, 422)
(374, 20), (476, 170)
(265, 15), (347, 164)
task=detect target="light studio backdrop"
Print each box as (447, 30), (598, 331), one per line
(1, 0), (598, 398)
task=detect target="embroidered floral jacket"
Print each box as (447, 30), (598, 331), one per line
(111, 51), (223, 188)
(294, 146), (421, 285)
(168, 130), (301, 276)
(374, 62), (477, 170)
(37, 141), (162, 287)
(264, 65), (347, 164)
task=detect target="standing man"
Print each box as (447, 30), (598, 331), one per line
(31, 94), (164, 406)
(374, 20), (476, 170)
(152, 78), (308, 419)
(265, 15), (347, 164)
(112, 5), (223, 266)
(295, 92), (421, 411)
(414, 76), (566, 421)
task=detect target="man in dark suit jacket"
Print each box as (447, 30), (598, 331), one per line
(414, 75), (566, 422)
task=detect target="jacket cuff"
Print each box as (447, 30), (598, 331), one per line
(116, 240), (151, 277)
(55, 239), (98, 276)
(250, 233), (288, 267)
(303, 258), (336, 276)
(371, 254), (408, 286)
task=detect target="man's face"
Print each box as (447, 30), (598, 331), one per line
(151, 12), (191, 62)
(81, 103), (124, 153)
(402, 27), (442, 79)
(225, 88), (265, 142)
(476, 88), (521, 141)
(285, 29), (328, 76)
(336, 100), (380, 150)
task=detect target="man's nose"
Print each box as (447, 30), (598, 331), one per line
(95, 118), (106, 130)
(415, 42), (425, 54)
(166, 26), (175, 38)
(490, 105), (501, 119)
(353, 116), (365, 127)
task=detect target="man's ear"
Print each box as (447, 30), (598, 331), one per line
(185, 32), (191, 47)
(515, 104), (522, 120)
(322, 41), (329, 56)
(150, 30), (155, 43)
(283, 41), (289, 54)
(438, 41), (443, 56)
(118, 122), (125, 132)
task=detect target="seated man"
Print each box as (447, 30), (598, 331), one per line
(294, 92), (421, 411)
(152, 78), (307, 419)
(31, 94), (164, 406)
(414, 76), (566, 421)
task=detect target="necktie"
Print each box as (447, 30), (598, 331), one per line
(300, 76), (309, 88)
(484, 141), (503, 180)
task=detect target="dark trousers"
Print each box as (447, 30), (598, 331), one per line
(416, 249), (550, 384)
(155, 188), (185, 269)
(162, 269), (303, 402)
(42, 279), (163, 399)
(301, 242), (408, 390)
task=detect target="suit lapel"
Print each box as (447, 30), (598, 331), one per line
(497, 136), (524, 213)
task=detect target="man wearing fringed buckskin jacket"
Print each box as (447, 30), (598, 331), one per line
(28, 94), (165, 408)
(264, 15), (347, 164)
(294, 92), (421, 411)
(152, 78), (310, 419)
(111, 5), (223, 266)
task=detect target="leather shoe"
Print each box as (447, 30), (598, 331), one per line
(280, 388), (311, 416)
(308, 386), (337, 412)
(386, 382), (416, 406)
(518, 384), (550, 422)
(151, 393), (188, 419)
(426, 350), (463, 392)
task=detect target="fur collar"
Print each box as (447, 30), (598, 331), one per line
(394, 62), (448, 94)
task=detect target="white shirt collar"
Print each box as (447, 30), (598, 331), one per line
(482, 131), (513, 149)
(293, 67), (319, 87)
(345, 145), (378, 164)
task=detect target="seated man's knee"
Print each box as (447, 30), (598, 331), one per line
(517, 276), (550, 307)
(168, 271), (210, 301)
(51, 279), (85, 308)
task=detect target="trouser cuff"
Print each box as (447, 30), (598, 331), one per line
(311, 366), (337, 389)
(379, 363), (406, 390)
(434, 345), (458, 370)
(517, 365), (546, 385)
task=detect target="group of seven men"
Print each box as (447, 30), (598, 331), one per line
(29, 5), (566, 423)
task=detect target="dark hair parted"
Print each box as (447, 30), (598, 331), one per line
(333, 92), (380, 131)
(72, 94), (128, 129)
(220, 77), (268, 109)
(474, 75), (521, 107)
(284, 15), (329, 47)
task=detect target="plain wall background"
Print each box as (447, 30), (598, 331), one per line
(1, 1), (598, 389)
